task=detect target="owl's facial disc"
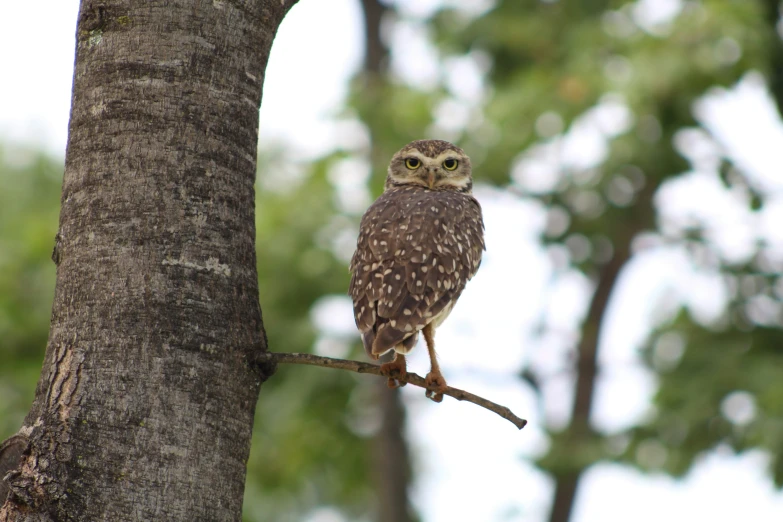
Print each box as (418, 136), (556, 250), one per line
(386, 141), (472, 192)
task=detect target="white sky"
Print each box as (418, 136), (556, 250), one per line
(3, 1), (783, 521)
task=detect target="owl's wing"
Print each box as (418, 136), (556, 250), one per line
(350, 189), (485, 358)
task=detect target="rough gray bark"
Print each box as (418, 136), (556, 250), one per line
(0, 0), (296, 520)
(0, 436), (27, 506)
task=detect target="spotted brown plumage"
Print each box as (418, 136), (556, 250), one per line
(349, 139), (485, 400)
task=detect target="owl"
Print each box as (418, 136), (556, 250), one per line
(349, 140), (485, 402)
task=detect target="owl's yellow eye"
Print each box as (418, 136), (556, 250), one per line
(405, 158), (421, 169)
(443, 159), (458, 171)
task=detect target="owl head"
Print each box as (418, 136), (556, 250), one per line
(385, 139), (472, 193)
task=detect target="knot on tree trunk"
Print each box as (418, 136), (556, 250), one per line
(250, 350), (278, 383)
(0, 435), (28, 507)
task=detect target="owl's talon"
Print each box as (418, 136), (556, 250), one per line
(425, 370), (447, 402)
(425, 370), (447, 390)
(380, 359), (407, 387)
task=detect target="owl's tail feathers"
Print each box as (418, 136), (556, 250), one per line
(371, 323), (415, 358)
(397, 332), (418, 353)
(362, 330), (378, 360)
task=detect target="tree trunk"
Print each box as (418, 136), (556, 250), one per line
(547, 244), (629, 522)
(360, 0), (388, 74)
(763, 0), (783, 114)
(546, 124), (674, 522)
(372, 384), (415, 522)
(0, 0), (296, 519)
(357, 1), (416, 520)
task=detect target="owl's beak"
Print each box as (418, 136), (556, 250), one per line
(426, 169), (436, 189)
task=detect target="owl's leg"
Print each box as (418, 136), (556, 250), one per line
(422, 323), (447, 402)
(379, 352), (407, 389)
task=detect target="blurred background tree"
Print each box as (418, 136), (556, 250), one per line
(0, 146), (61, 438)
(3, 0), (783, 521)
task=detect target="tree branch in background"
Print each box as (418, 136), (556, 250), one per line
(373, 383), (414, 522)
(548, 164), (664, 522)
(763, 0), (783, 115)
(548, 247), (628, 522)
(360, 0), (389, 73)
(255, 352), (528, 430)
(357, 2), (415, 520)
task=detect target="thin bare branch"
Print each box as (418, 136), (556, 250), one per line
(256, 352), (528, 430)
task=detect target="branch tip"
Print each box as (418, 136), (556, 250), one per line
(257, 351), (527, 430)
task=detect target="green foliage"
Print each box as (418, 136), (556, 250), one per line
(0, 143), (375, 520)
(348, 76), (440, 191)
(435, 0), (768, 186)
(425, 0), (783, 493)
(345, 0), (783, 503)
(5, 1), (783, 520)
(244, 153), (374, 521)
(0, 145), (61, 439)
(630, 320), (783, 484)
